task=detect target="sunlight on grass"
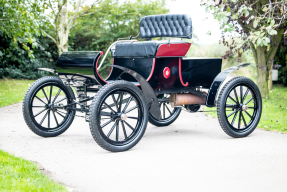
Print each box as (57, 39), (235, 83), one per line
(0, 150), (67, 191)
(259, 86), (287, 133)
(0, 78), (67, 108)
(0, 79), (35, 108)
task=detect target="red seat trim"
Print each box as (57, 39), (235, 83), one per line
(156, 43), (191, 57)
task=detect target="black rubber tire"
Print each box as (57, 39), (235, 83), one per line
(217, 77), (262, 138)
(149, 98), (181, 127)
(89, 80), (148, 152)
(22, 76), (75, 137)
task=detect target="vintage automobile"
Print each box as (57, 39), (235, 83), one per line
(22, 14), (262, 152)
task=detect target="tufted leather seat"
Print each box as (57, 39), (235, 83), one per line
(113, 14), (192, 57)
(139, 14), (192, 39)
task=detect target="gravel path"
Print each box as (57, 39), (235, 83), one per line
(1, 102), (287, 192)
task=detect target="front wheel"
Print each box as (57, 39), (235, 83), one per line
(217, 77), (262, 138)
(22, 76), (76, 137)
(89, 80), (148, 152)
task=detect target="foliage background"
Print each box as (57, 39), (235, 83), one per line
(0, 33), (57, 79)
(275, 35), (287, 86)
(0, 0), (286, 87)
(0, 0), (168, 79)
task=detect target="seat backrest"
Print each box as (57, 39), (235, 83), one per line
(139, 14), (192, 39)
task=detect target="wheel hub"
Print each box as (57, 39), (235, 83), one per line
(46, 104), (54, 110)
(120, 113), (128, 121)
(242, 104), (248, 111)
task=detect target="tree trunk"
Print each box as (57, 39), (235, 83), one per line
(249, 29), (284, 98)
(268, 65), (273, 90)
(256, 46), (269, 98)
(57, 1), (69, 55)
(266, 28), (285, 90)
(43, 0), (95, 55)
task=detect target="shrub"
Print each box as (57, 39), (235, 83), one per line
(274, 36), (287, 86)
(278, 67), (287, 86)
(0, 32), (58, 79)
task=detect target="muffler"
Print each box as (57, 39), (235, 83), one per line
(169, 93), (206, 108)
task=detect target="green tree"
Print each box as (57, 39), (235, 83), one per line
(42, 0), (101, 55)
(0, 32), (58, 79)
(69, 0), (168, 73)
(0, 0), (58, 79)
(202, 0), (287, 98)
(0, 0), (44, 58)
(0, 0), (168, 79)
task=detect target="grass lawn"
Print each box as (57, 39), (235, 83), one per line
(0, 79), (35, 108)
(0, 150), (67, 192)
(0, 78), (67, 191)
(205, 85), (287, 133)
(259, 86), (287, 132)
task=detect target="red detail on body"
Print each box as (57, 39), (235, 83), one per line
(179, 58), (189, 87)
(146, 58), (156, 82)
(95, 51), (109, 83)
(134, 58), (156, 87)
(156, 43), (191, 57)
(163, 67), (171, 79)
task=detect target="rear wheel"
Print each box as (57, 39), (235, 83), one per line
(89, 80), (148, 152)
(22, 76), (75, 137)
(149, 94), (181, 127)
(217, 77), (262, 138)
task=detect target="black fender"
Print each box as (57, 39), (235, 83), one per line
(38, 68), (100, 86)
(206, 63), (252, 107)
(112, 65), (161, 120)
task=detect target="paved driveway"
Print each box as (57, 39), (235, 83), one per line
(1, 102), (287, 192)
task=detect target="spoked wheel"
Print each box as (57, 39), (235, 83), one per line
(217, 77), (262, 138)
(23, 76), (75, 137)
(149, 94), (181, 127)
(89, 80), (148, 152)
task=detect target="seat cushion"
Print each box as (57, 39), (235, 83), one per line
(114, 40), (187, 57)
